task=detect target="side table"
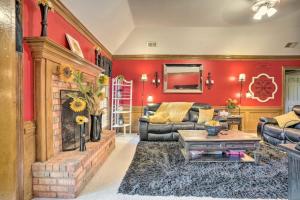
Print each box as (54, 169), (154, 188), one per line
(280, 144), (300, 200)
(226, 115), (242, 131)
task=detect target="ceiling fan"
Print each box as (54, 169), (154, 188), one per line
(252, 0), (280, 20)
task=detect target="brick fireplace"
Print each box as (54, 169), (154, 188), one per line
(25, 37), (115, 198)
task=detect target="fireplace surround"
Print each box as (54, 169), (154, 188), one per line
(25, 37), (115, 198)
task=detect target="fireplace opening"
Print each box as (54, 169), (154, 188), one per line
(60, 90), (89, 151)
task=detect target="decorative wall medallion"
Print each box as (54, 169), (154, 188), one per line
(249, 73), (278, 102)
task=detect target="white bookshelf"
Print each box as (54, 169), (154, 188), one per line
(111, 77), (133, 134)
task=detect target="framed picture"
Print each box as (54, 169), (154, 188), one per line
(66, 34), (84, 58)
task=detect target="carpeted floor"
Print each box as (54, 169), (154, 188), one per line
(118, 142), (288, 199)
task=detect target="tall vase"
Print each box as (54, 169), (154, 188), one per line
(79, 124), (86, 151)
(90, 114), (102, 142)
(39, 4), (49, 36)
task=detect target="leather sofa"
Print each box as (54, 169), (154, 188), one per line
(257, 105), (300, 145)
(139, 103), (226, 141)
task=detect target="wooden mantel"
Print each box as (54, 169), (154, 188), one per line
(25, 37), (104, 162)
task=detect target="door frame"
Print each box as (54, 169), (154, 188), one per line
(282, 66), (300, 113)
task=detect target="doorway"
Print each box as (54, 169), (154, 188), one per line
(284, 69), (300, 112)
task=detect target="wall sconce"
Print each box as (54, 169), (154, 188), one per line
(205, 72), (214, 89)
(152, 72), (160, 88)
(141, 73), (148, 81)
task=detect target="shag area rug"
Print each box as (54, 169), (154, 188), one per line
(118, 142), (288, 199)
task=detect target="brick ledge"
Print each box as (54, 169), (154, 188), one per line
(32, 130), (115, 198)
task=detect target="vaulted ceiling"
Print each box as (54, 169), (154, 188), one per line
(62, 0), (300, 55)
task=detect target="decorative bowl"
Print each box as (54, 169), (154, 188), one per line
(205, 125), (222, 136)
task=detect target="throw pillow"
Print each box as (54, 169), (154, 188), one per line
(198, 108), (214, 124)
(274, 111), (300, 128)
(149, 112), (169, 124)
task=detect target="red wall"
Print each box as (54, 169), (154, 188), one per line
(112, 59), (300, 107)
(23, 0), (110, 121)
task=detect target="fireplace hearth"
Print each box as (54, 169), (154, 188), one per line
(60, 90), (89, 151)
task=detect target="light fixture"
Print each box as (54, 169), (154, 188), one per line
(152, 72), (160, 88)
(205, 72), (214, 90)
(252, 0), (280, 20)
(141, 74), (148, 116)
(239, 73), (246, 82)
(147, 96), (153, 104)
(141, 74), (148, 81)
(238, 73), (246, 115)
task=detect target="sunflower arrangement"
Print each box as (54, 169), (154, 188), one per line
(59, 65), (73, 82)
(70, 97), (86, 112)
(75, 115), (88, 125)
(68, 71), (109, 115)
(226, 98), (238, 110)
(38, 0), (54, 10)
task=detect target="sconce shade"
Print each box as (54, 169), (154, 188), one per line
(141, 73), (148, 81)
(239, 73), (246, 82)
(147, 96), (153, 103)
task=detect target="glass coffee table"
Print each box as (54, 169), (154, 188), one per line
(178, 130), (261, 163)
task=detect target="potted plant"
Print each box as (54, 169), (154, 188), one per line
(226, 98), (238, 114)
(69, 71), (109, 142)
(38, 0), (54, 36)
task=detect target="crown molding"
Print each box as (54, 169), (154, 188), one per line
(113, 54), (300, 60)
(52, 0), (112, 58)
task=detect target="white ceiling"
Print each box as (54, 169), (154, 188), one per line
(62, 0), (300, 55)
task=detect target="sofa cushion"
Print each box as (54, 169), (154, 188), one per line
(294, 123), (300, 129)
(171, 122), (194, 132)
(292, 105), (300, 116)
(198, 108), (214, 123)
(263, 124), (285, 140)
(274, 111), (300, 128)
(189, 111), (198, 122)
(148, 123), (172, 134)
(195, 123), (206, 130)
(284, 128), (300, 142)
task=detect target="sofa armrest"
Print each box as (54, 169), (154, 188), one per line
(139, 116), (150, 123)
(139, 117), (149, 141)
(259, 117), (278, 124)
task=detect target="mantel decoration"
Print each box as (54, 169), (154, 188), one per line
(38, 0), (54, 36)
(75, 115), (88, 151)
(59, 64), (74, 82)
(248, 73), (278, 102)
(66, 34), (84, 58)
(69, 71), (109, 142)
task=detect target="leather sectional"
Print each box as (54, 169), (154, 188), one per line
(258, 105), (300, 145)
(139, 103), (226, 141)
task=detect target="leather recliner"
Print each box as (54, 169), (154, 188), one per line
(139, 103), (226, 141)
(257, 105), (300, 145)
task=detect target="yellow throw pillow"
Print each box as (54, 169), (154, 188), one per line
(198, 108), (214, 124)
(274, 111), (300, 128)
(149, 112), (169, 124)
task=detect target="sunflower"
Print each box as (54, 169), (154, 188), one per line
(75, 115), (88, 125)
(98, 74), (109, 86)
(59, 65), (73, 82)
(70, 98), (87, 112)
